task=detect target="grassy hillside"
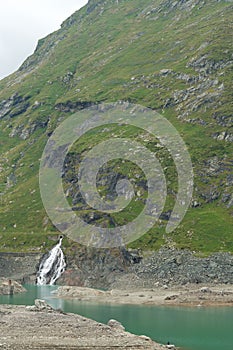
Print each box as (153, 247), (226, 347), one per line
(0, 0), (232, 253)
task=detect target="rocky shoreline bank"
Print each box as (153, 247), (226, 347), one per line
(0, 302), (175, 350)
(1, 248), (233, 291)
(58, 247), (233, 290)
(56, 284), (233, 307)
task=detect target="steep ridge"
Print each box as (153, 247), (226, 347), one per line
(0, 0), (232, 253)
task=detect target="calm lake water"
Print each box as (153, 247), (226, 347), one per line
(0, 285), (233, 350)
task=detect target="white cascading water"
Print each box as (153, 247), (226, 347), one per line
(37, 236), (66, 285)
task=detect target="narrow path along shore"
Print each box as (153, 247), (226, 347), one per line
(0, 302), (175, 350)
(56, 284), (233, 307)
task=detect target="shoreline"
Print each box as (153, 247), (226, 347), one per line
(0, 303), (175, 350)
(55, 284), (233, 307)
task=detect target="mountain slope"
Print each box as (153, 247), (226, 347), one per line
(0, 0), (232, 253)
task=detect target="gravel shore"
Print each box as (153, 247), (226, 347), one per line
(56, 284), (233, 307)
(0, 303), (173, 350)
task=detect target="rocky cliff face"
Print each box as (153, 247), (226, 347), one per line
(58, 246), (142, 288)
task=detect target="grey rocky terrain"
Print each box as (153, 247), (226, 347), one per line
(58, 247), (233, 289)
(0, 248), (233, 290)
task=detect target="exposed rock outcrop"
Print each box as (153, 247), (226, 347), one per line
(0, 93), (30, 119)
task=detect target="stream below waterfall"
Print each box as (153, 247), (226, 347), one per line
(0, 285), (232, 350)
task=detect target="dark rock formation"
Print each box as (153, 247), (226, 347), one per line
(0, 93), (30, 119)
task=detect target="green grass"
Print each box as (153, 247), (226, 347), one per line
(0, 0), (232, 253)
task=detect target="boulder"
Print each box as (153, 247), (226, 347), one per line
(107, 319), (125, 331)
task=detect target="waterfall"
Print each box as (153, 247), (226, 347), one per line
(37, 236), (66, 285)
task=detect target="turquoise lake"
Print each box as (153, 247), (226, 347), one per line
(0, 285), (232, 350)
